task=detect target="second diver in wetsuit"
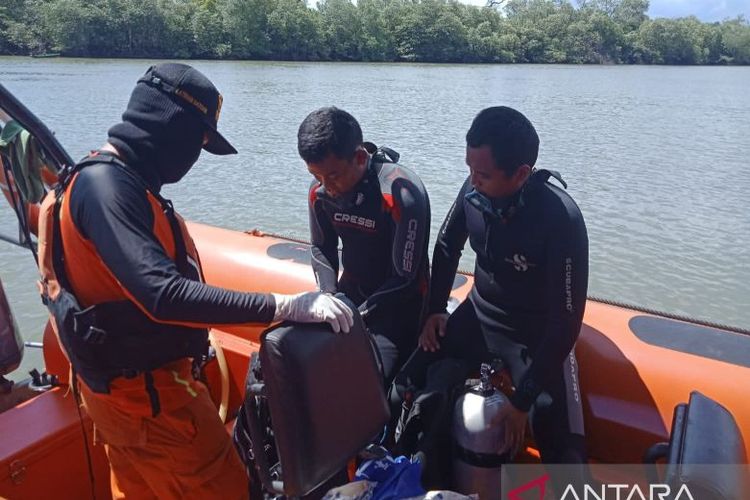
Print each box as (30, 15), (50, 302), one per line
(299, 106), (431, 386)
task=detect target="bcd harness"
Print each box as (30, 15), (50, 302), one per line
(464, 168), (567, 279)
(362, 141), (399, 165)
(464, 168), (567, 224)
(38, 152), (208, 417)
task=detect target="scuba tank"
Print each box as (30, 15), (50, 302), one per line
(0, 277), (24, 382)
(452, 363), (509, 500)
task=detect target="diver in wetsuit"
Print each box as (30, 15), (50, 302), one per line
(416, 106), (589, 464)
(299, 107), (431, 385)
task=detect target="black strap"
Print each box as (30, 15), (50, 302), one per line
(377, 146), (400, 163)
(143, 371), (161, 418)
(364, 141), (400, 164)
(51, 190), (73, 293)
(2, 155), (40, 265)
(138, 73), (180, 95)
(452, 441), (509, 468)
(70, 368), (98, 500)
(159, 197), (191, 278)
(533, 168), (567, 189)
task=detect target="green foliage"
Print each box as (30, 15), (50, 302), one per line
(222, 0), (272, 58)
(0, 5), (13, 53)
(394, 0), (470, 62)
(358, 0), (396, 61)
(0, 0), (747, 64)
(191, 1), (223, 58)
(636, 17), (705, 64)
(722, 16), (750, 64)
(318, 0), (362, 60)
(613, 0), (648, 31)
(5, 0), (51, 55)
(268, 0), (320, 60)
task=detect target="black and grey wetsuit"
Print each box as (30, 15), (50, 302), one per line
(412, 169), (588, 463)
(309, 158), (430, 382)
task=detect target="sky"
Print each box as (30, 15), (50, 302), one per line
(459, 0), (750, 22)
(647, 0), (748, 21)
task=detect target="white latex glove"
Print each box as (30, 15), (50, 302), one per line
(272, 291), (354, 333)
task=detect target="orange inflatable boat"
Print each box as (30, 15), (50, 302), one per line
(0, 84), (748, 499)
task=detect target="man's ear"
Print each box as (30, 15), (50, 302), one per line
(354, 147), (369, 166)
(514, 164), (532, 187)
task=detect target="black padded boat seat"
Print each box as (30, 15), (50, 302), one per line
(649, 391), (749, 500)
(259, 311), (389, 497)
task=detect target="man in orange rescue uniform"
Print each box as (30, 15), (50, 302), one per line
(36, 63), (353, 499)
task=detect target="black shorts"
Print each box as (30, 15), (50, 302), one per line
(400, 298), (586, 464)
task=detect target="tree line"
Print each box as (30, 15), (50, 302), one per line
(1, 0), (749, 64)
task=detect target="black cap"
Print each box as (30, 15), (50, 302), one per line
(137, 63), (237, 155)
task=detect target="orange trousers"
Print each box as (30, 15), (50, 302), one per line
(81, 382), (248, 500)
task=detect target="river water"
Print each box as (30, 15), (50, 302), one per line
(1, 58), (748, 380)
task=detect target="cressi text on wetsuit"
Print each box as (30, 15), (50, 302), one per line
(309, 157), (430, 382)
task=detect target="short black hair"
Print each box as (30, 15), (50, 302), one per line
(297, 107), (363, 163)
(466, 106), (539, 175)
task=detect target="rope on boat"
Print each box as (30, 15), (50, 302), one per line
(244, 228), (311, 246)
(252, 229), (750, 337)
(587, 295), (750, 336)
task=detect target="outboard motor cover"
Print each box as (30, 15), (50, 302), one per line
(452, 363), (509, 500)
(258, 298), (389, 497)
(0, 277), (24, 376)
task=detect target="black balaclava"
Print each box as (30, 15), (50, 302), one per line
(107, 83), (205, 192)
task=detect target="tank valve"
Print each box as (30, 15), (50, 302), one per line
(479, 363), (493, 395)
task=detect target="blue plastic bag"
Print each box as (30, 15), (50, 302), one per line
(355, 455), (426, 500)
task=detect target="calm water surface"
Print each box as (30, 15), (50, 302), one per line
(1, 58), (748, 380)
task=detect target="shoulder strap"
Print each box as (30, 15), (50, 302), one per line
(56, 152), (192, 278)
(363, 141), (400, 164)
(532, 168), (567, 189)
(51, 192), (73, 294)
(48, 153), (124, 299)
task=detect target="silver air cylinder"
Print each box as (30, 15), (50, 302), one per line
(452, 363), (508, 500)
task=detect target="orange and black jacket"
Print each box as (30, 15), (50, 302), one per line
(38, 153), (275, 413)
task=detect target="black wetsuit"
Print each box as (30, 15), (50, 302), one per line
(409, 169), (588, 463)
(68, 160), (276, 326)
(309, 158), (430, 383)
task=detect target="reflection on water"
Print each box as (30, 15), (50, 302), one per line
(1, 58), (748, 379)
